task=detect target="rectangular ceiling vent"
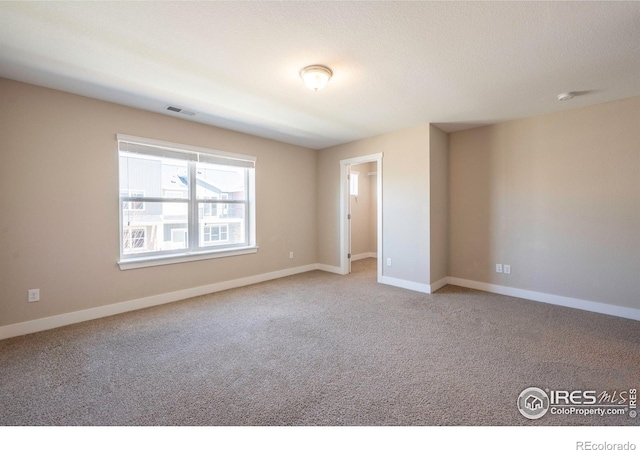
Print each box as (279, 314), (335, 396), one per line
(165, 105), (196, 116)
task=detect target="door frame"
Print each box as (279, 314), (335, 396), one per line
(339, 153), (383, 281)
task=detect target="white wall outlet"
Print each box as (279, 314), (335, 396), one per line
(28, 289), (40, 302)
(504, 265), (511, 274)
(289, 251), (294, 259)
(386, 258), (392, 267)
(496, 264), (503, 273)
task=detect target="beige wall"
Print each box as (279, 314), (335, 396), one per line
(317, 124), (431, 285)
(2, 76), (637, 331)
(0, 78), (317, 327)
(449, 96), (640, 309)
(429, 125), (449, 284)
(350, 162), (376, 257)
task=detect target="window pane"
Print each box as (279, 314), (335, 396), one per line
(118, 136), (256, 263)
(122, 201), (188, 255)
(199, 203), (246, 247)
(119, 152), (189, 199)
(196, 162), (246, 201)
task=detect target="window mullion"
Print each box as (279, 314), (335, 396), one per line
(247, 168), (254, 247)
(188, 161), (198, 251)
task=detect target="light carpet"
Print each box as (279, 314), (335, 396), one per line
(1, 259), (638, 426)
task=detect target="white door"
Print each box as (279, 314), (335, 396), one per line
(340, 153), (382, 279)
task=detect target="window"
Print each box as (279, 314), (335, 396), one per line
(350, 171), (359, 196)
(118, 134), (257, 269)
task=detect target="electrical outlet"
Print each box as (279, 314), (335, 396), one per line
(28, 289), (40, 302)
(504, 265), (511, 274)
(289, 251), (294, 259)
(386, 258), (392, 267)
(496, 264), (503, 273)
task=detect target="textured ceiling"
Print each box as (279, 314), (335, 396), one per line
(1, 1), (639, 149)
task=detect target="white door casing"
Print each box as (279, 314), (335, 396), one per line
(339, 153), (383, 280)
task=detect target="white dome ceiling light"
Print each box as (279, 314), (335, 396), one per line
(557, 92), (575, 101)
(300, 65), (333, 92)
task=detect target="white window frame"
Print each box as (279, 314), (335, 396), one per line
(117, 134), (257, 270)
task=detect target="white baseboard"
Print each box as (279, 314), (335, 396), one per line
(380, 275), (431, 294)
(316, 264), (343, 275)
(430, 277), (449, 293)
(351, 252), (377, 261)
(0, 264), (320, 340)
(5, 268), (637, 340)
(380, 275), (448, 294)
(447, 277), (640, 322)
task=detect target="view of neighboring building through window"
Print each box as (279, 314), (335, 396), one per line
(118, 135), (256, 262)
(123, 228), (146, 251)
(203, 224), (229, 243)
(121, 190), (145, 211)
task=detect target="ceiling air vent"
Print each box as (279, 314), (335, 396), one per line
(165, 105), (196, 116)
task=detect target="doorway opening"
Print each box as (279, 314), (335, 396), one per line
(339, 153), (383, 282)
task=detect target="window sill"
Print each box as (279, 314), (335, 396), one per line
(118, 246), (258, 271)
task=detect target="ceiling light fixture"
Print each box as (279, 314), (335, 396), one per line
(300, 65), (333, 92)
(557, 92), (575, 101)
